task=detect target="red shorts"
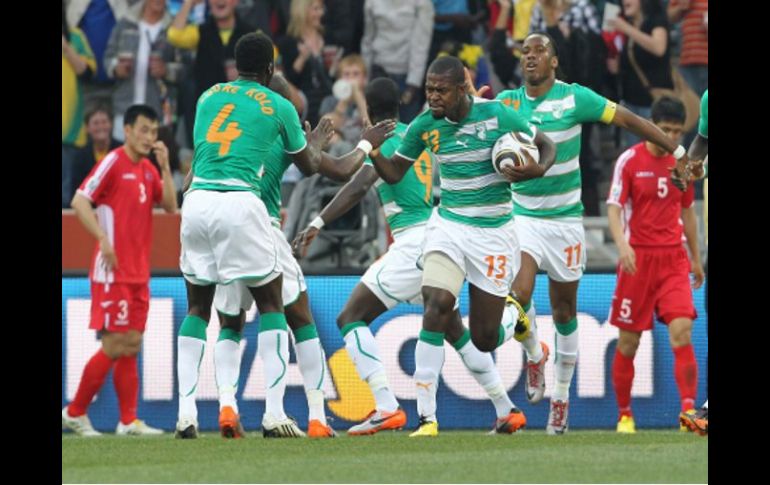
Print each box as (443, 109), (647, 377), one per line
(89, 282), (149, 333)
(609, 246), (697, 332)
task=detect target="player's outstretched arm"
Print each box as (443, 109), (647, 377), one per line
(318, 119), (397, 182)
(291, 164), (380, 258)
(291, 118), (335, 176)
(370, 150), (412, 185)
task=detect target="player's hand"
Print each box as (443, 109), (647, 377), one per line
(362, 119), (397, 149)
(691, 260), (704, 289)
(503, 151), (545, 182)
(464, 67), (490, 97)
(99, 236), (119, 272)
(308, 118), (334, 150)
(292, 226), (320, 258)
(668, 165), (691, 192)
(152, 141), (170, 172)
(688, 158), (706, 180)
(618, 243), (636, 275)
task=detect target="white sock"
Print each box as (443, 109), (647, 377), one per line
(521, 302), (543, 363)
(215, 335), (241, 413)
(414, 332), (445, 422)
(499, 305), (517, 344)
(553, 320), (579, 401)
(456, 336), (514, 418)
(177, 335), (205, 421)
(295, 337), (327, 424)
(342, 323), (398, 412)
(259, 329), (290, 421)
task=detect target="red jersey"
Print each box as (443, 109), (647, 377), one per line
(607, 143), (694, 248)
(77, 146), (163, 284)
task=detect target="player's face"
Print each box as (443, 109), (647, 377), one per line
(87, 111), (112, 144)
(125, 116), (159, 156)
(655, 120), (684, 145)
(426, 72), (463, 120)
(521, 36), (556, 85)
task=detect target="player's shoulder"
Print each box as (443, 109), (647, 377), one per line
(495, 86), (524, 101)
(405, 109), (435, 133)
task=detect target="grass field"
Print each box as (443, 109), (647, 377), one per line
(62, 430), (707, 483)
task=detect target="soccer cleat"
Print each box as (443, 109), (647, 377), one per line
(219, 406), (246, 439)
(679, 407), (708, 436)
(526, 342), (550, 404)
(116, 419), (164, 435)
(62, 406), (102, 437)
(409, 417), (438, 437)
(491, 408), (527, 434)
(506, 294), (531, 342)
(546, 399), (569, 435)
(616, 415), (636, 434)
(174, 416), (199, 439)
(262, 414), (306, 438)
(308, 419), (337, 438)
(347, 408), (407, 436)
(679, 408), (696, 432)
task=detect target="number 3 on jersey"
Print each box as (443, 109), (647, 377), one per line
(206, 104), (242, 156)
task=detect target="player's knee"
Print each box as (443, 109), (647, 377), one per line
(470, 325), (498, 352)
(188, 304), (211, 323)
(669, 320), (693, 347)
(617, 336), (640, 357)
(551, 302), (574, 324)
(337, 307), (365, 329)
(220, 312), (245, 333)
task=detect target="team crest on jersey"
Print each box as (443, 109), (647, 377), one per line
(475, 124), (487, 140)
(145, 172), (154, 181)
(552, 102), (564, 119)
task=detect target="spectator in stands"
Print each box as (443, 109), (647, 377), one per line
(71, 105), (122, 197)
(322, 0), (357, 55)
(67, 0), (130, 105)
(104, 0), (177, 141)
(528, 0), (600, 37)
(430, 0), (486, 64)
(608, 0), (673, 148)
(168, 0), (255, 120)
(361, 0), (434, 123)
(237, 0), (291, 39)
(63, 1), (98, 207)
(667, 0), (707, 97)
(488, 0), (519, 88)
(277, 0), (334, 127)
(318, 54), (368, 152)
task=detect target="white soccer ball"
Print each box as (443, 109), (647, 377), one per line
(491, 130), (540, 175)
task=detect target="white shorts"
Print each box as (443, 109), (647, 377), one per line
(361, 224), (426, 309)
(180, 190), (280, 286)
(213, 225), (307, 315)
(422, 212), (519, 298)
(515, 215), (586, 283)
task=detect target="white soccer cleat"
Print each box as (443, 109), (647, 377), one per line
(262, 414), (306, 438)
(62, 406), (102, 437)
(116, 419), (164, 436)
(174, 416), (199, 439)
(526, 342), (550, 404)
(546, 399), (569, 435)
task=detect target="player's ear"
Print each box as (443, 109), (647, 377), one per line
(551, 55), (559, 70)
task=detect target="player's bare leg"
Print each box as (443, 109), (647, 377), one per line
(546, 279), (579, 435)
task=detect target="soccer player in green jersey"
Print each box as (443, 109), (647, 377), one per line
(293, 78), (529, 436)
(489, 32), (692, 434)
(679, 89), (707, 437)
(205, 73), (396, 439)
(368, 56), (558, 436)
(176, 32), (336, 439)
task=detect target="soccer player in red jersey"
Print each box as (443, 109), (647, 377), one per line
(62, 105), (178, 436)
(606, 96), (704, 433)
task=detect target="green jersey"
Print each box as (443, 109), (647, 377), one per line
(698, 90), (708, 138)
(363, 123), (434, 234)
(396, 97), (533, 228)
(190, 79), (306, 196)
(496, 81), (616, 220)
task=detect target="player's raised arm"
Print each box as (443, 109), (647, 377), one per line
(318, 119), (397, 182)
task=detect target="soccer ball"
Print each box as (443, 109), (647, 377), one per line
(491, 131), (540, 175)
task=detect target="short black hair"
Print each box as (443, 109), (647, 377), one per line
(524, 32), (558, 57)
(85, 104), (113, 124)
(123, 104), (158, 126)
(428, 55), (465, 85)
(651, 96), (686, 125)
(365, 77), (400, 122)
(268, 72), (291, 100)
(235, 32), (275, 76)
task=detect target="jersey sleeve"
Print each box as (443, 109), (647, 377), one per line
(277, 96), (307, 154)
(77, 151), (119, 204)
(573, 83), (617, 124)
(395, 117), (428, 161)
(607, 148), (635, 207)
(681, 181), (695, 209)
(498, 103), (534, 136)
(698, 90), (708, 138)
